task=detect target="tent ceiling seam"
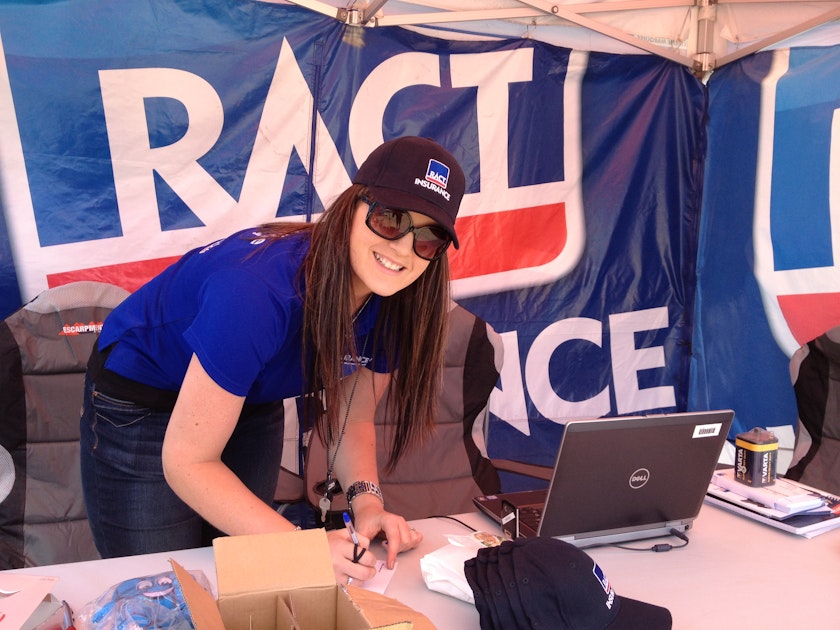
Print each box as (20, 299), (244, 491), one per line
(716, 5), (840, 65)
(274, 0), (840, 72)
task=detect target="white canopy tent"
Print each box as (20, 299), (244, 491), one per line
(272, 0), (840, 73)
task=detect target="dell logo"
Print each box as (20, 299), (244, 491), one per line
(629, 468), (650, 489)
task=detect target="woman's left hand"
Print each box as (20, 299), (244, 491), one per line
(351, 495), (423, 569)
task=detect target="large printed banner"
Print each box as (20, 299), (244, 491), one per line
(692, 46), (840, 441)
(0, 1), (705, 473)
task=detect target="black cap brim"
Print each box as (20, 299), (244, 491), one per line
(608, 596), (672, 629)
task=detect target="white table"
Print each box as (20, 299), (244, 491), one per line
(391, 505), (840, 629)
(583, 502), (840, 629)
(5, 504), (840, 629)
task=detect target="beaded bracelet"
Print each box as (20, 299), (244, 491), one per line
(345, 480), (384, 507)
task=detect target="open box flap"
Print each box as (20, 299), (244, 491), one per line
(171, 559), (225, 630)
(346, 585), (435, 630)
(214, 529), (334, 596)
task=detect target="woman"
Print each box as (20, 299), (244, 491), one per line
(80, 136), (466, 585)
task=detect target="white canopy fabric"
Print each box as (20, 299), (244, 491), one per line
(271, 0), (840, 72)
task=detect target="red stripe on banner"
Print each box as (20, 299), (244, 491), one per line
(47, 202), (566, 293)
(449, 202), (566, 280)
(47, 256), (182, 293)
(777, 293), (840, 346)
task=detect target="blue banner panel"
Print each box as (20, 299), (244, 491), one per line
(694, 46), (840, 441)
(469, 52), (707, 473)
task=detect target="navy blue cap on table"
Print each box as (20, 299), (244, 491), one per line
(465, 553), (499, 629)
(482, 545), (523, 629)
(465, 537), (672, 630)
(353, 136), (465, 248)
(496, 541), (531, 628)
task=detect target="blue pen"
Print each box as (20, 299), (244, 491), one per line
(343, 511), (359, 544)
(344, 512), (367, 563)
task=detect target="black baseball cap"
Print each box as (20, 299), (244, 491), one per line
(510, 537), (672, 629)
(496, 540), (531, 626)
(466, 537), (672, 629)
(464, 557), (497, 630)
(352, 136), (465, 248)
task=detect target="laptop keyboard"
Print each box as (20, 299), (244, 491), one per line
(519, 505), (543, 530)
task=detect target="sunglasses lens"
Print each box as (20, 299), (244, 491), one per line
(364, 198), (451, 261)
(413, 227), (451, 260)
(368, 206), (411, 240)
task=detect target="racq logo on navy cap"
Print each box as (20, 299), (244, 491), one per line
(426, 159), (449, 188)
(417, 158), (451, 201)
(592, 562), (616, 610)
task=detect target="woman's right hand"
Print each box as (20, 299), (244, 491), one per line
(326, 527), (377, 586)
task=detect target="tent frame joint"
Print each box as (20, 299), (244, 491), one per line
(693, 0), (718, 73)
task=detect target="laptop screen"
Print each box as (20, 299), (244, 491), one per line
(475, 410), (734, 546)
(538, 410), (734, 543)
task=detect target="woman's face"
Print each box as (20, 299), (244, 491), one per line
(349, 199), (433, 306)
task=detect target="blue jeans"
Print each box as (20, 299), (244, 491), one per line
(80, 374), (284, 558)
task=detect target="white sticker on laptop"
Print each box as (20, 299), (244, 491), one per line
(692, 423), (722, 438)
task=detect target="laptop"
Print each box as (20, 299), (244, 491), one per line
(474, 410), (734, 547)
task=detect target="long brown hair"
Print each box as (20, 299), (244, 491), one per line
(258, 184), (450, 470)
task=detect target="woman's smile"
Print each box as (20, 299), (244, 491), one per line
(373, 250), (405, 272)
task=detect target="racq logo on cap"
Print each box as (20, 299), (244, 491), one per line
(592, 562), (616, 609)
(592, 562), (610, 593)
(415, 159), (451, 201)
(425, 159), (449, 188)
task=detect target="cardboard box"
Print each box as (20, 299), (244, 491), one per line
(171, 528), (426, 630)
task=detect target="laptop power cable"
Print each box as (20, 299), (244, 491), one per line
(613, 528), (690, 553)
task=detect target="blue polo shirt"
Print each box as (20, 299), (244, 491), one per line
(98, 229), (384, 405)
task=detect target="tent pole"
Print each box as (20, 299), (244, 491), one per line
(694, 0), (718, 73)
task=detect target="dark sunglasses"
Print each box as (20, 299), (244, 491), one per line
(361, 195), (452, 261)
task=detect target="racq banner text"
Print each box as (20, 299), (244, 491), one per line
(8, 1), (832, 471)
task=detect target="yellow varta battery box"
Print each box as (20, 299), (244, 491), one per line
(735, 427), (778, 487)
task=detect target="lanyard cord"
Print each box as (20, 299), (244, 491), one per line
(322, 295), (372, 511)
(319, 335), (368, 522)
(325, 363), (361, 493)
